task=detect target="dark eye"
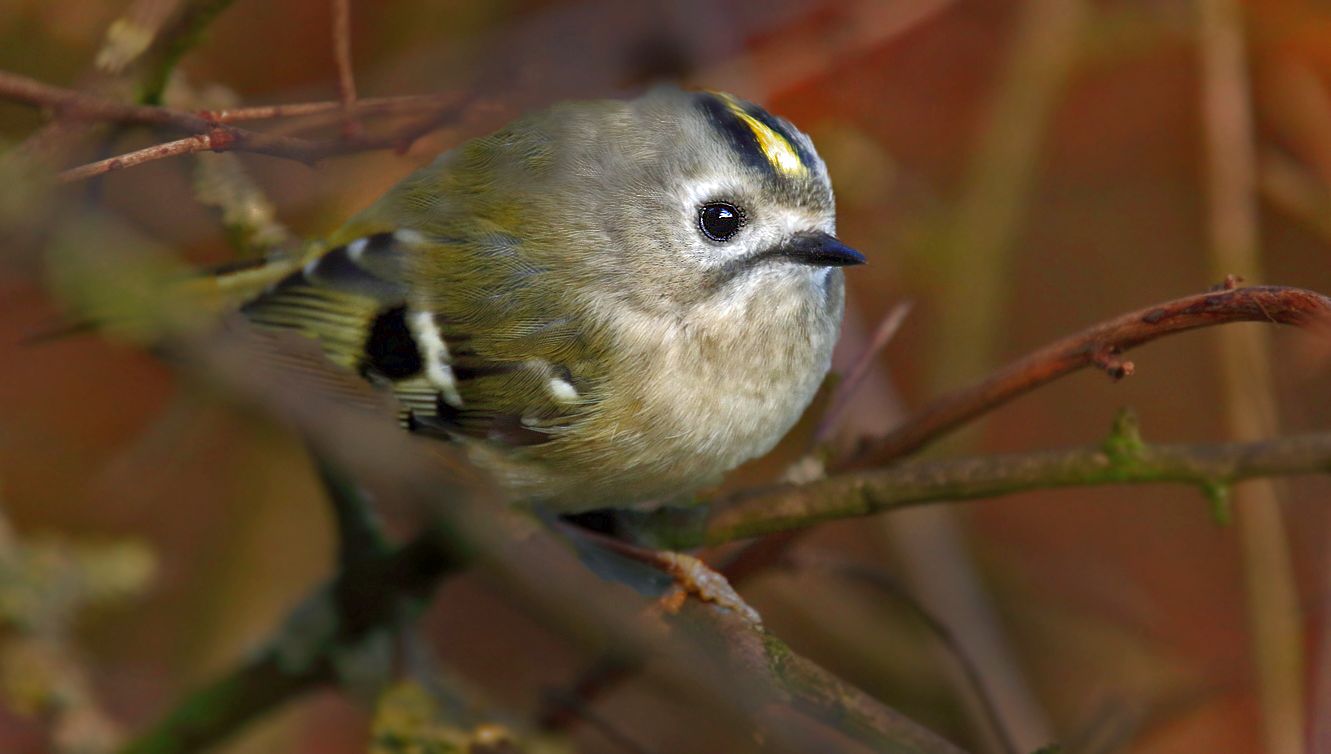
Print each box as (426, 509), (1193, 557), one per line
(698, 202), (745, 242)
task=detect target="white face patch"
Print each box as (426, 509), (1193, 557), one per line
(346, 238), (368, 261)
(408, 310), (464, 407)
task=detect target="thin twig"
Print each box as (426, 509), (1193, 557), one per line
(55, 127), (323, 181)
(0, 70), (458, 129)
(847, 285), (1331, 469)
(57, 132), (215, 181)
(330, 0), (360, 138)
(0, 69), (217, 131)
(814, 301), (913, 446)
(206, 94), (460, 123)
(1197, 2), (1305, 752)
(13, 0), (238, 160)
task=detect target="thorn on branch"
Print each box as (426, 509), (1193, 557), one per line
(1212, 273), (1244, 292)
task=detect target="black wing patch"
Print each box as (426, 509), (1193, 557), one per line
(360, 306), (424, 380)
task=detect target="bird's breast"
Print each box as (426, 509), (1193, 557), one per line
(593, 269), (843, 489)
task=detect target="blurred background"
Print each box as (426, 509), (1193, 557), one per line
(1, 0), (1330, 752)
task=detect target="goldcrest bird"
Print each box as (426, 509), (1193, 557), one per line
(218, 86), (863, 512)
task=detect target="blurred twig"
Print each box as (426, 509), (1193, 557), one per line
(1259, 149), (1331, 242)
(1196, 2), (1305, 753)
(780, 551), (1019, 754)
(312, 451), (390, 569)
(16, 0), (239, 162)
(204, 94), (462, 124)
(130, 0), (238, 105)
(847, 285), (1331, 470)
(331, 0), (361, 139)
(813, 301), (913, 447)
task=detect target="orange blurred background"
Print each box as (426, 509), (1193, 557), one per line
(2, 1), (1331, 752)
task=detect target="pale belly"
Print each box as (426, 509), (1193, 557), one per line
(475, 269), (844, 511)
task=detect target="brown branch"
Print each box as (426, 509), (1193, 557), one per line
(57, 133), (216, 181)
(55, 127), (331, 181)
(206, 94), (459, 123)
(845, 285), (1331, 469)
(0, 69), (468, 180)
(13, 0), (238, 161)
(0, 69), (459, 129)
(50, 110), (459, 181)
(0, 69), (216, 132)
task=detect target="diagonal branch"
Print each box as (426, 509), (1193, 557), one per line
(846, 285), (1331, 469)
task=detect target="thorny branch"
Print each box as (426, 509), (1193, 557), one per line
(0, 69), (467, 180)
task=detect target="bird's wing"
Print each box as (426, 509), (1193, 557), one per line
(234, 229), (593, 449)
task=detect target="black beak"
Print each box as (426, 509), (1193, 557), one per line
(780, 231), (866, 267)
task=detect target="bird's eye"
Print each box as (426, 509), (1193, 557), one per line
(698, 202), (745, 242)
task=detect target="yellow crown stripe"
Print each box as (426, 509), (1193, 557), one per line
(719, 95), (807, 177)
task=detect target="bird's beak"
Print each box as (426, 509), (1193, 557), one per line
(780, 231), (866, 267)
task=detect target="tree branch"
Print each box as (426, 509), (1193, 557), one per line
(846, 285), (1331, 468)
(641, 429), (1331, 549)
(0, 69), (468, 180)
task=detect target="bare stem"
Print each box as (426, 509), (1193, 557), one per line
(668, 430), (1331, 548)
(330, 0), (360, 138)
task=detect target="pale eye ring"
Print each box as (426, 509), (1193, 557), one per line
(698, 202), (745, 242)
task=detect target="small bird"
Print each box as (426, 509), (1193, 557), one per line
(220, 86), (863, 512)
